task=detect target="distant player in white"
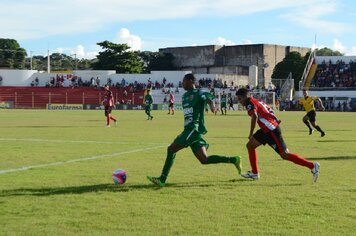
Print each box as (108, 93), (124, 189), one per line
(213, 95), (220, 115)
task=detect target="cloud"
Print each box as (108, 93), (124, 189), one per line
(332, 39), (346, 53)
(332, 39), (356, 56)
(349, 47), (356, 56)
(0, 0), (350, 40)
(316, 39), (356, 56)
(56, 48), (64, 54)
(71, 45), (98, 59)
(241, 39), (253, 44)
(115, 28), (143, 51)
(53, 45), (98, 59)
(281, 1), (350, 34)
(213, 37), (235, 46)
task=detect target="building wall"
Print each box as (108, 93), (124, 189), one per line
(263, 45), (310, 85)
(218, 44), (264, 67)
(160, 44), (310, 87)
(159, 45), (222, 68)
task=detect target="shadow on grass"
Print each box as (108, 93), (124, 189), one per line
(0, 180), (242, 197)
(0, 183), (147, 197)
(296, 130), (351, 132)
(0, 178), (304, 197)
(209, 136), (246, 139)
(308, 156), (356, 161)
(5, 126), (96, 128)
(317, 140), (356, 143)
(225, 114), (247, 117)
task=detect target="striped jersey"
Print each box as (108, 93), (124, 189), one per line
(245, 97), (280, 132)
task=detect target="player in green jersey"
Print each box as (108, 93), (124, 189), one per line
(144, 90), (154, 120)
(147, 73), (242, 187)
(220, 90), (227, 115)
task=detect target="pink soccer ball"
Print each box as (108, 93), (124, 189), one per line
(112, 169), (127, 185)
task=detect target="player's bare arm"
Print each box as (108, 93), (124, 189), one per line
(207, 99), (216, 113)
(316, 98), (325, 111)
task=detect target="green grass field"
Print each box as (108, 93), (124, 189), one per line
(0, 109), (355, 235)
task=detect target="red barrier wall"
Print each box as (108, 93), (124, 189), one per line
(0, 86), (144, 109)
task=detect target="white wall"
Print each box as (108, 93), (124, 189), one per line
(0, 69), (38, 86)
(0, 69), (278, 89)
(111, 71), (190, 86)
(296, 90), (356, 99)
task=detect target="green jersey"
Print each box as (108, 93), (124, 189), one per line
(221, 94), (227, 104)
(145, 94), (153, 107)
(182, 89), (214, 134)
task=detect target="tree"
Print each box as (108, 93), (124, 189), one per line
(271, 51), (309, 90)
(77, 58), (94, 70)
(92, 40), (144, 73)
(0, 38), (27, 69)
(27, 53), (93, 71)
(316, 47), (344, 56)
(31, 55), (47, 71)
(140, 51), (175, 72)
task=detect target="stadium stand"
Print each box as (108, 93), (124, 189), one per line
(297, 53), (356, 112)
(311, 59), (356, 89)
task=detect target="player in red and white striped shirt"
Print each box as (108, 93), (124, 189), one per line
(236, 88), (320, 182)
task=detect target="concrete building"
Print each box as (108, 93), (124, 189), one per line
(159, 44), (310, 87)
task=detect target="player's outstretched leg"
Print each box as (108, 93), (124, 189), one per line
(283, 152), (320, 182)
(314, 124), (325, 137)
(109, 115), (117, 126)
(194, 146), (242, 176)
(311, 162), (320, 183)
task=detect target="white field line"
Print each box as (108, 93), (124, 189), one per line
(0, 138), (166, 145)
(0, 145), (165, 175)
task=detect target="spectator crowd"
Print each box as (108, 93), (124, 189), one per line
(311, 60), (356, 89)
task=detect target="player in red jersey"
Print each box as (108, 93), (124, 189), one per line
(236, 88), (320, 182)
(167, 91), (175, 115)
(102, 85), (117, 127)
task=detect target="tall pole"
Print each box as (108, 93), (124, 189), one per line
(75, 53), (77, 71)
(30, 51), (33, 70)
(47, 50), (50, 73)
(314, 34), (317, 50)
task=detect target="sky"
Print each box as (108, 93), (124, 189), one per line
(1, 0), (355, 59)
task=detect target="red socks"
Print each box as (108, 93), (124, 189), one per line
(247, 149), (313, 173)
(107, 115), (117, 125)
(287, 153), (314, 169)
(106, 116), (110, 125)
(248, 149), (258, 174)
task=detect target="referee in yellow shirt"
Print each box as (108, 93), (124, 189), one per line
(299, 90), (326, 137)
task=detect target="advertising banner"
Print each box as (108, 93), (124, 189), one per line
(47, 104), (83, 110)
(0, 101), (14, 109)
(159, 103), (183, 110)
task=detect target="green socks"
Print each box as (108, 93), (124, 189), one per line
(160, 150), (176, 183)
(206, 155), (236, 164)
